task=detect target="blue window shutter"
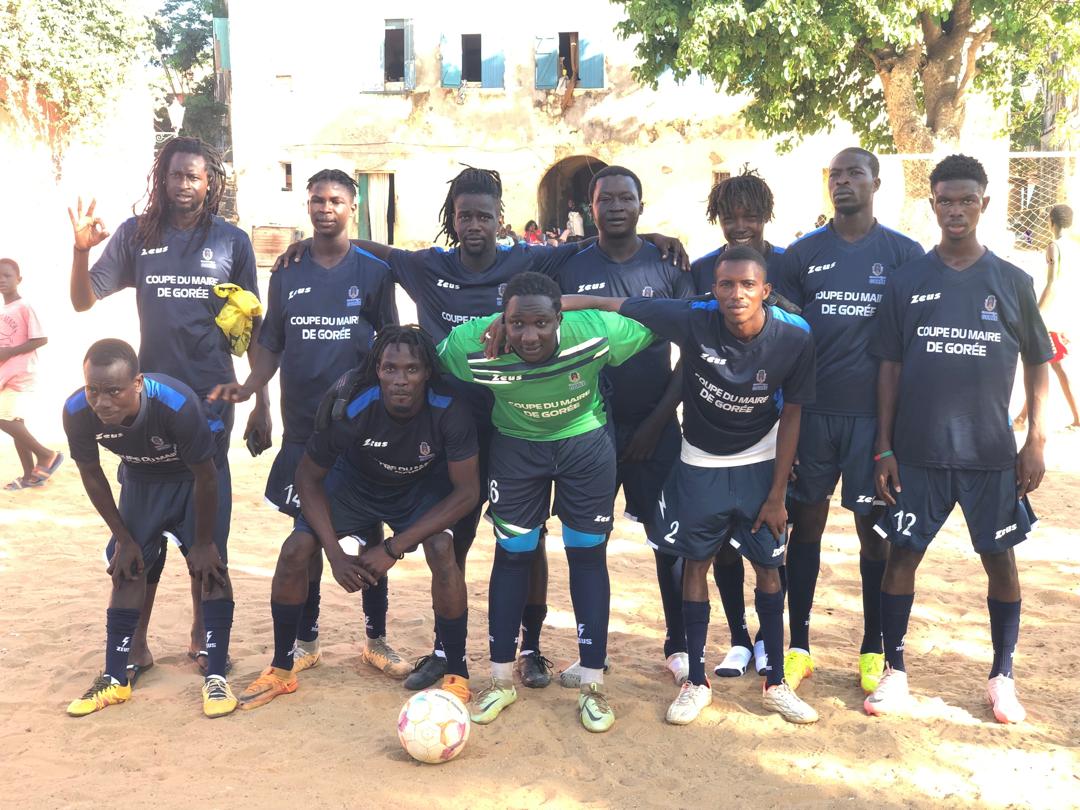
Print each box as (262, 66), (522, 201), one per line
(535, 35), (557, 89)
(441, 33), (461, 87)
(481, 38), (504, 89)
(578, 37), (604, 88)
(404, 19), (415, 89)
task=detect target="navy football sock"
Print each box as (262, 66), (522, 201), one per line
(363, 575), (388, 640)
(297, 579), (320, 643)
(104, 607), (140, 683)
(488, 545), (535, 664)
(202, 598), (234, 679)
(785, 541), (820, 651)
(880, 592), (915, 673)
(435, 611), (469, 678)
(655, 549), (686, 656)
(988, 597), (1021, 679)
(565, 543), (610, 670)
(520, 603), (547, 655)
(755, 588), (785, 687)
(682, 600), (710, 686)
(713, 556), (752, 650)
(859, 556), (886, 655)
(270, 602), (303, 670)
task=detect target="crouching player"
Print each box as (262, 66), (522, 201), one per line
(64, 339), (237, 718)
(238, 326), (479, 708)
(563, 245), (819, 724)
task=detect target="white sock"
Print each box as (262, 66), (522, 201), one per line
(492, 661), (514, 681)
(579, 667), (603, 686)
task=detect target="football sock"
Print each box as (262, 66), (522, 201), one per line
(859, 556), (887, 655)
(655, 549), (686, 656)
(270, 601), (303, 670)
(682, 600), (710, 686)
(363, 575), (388, 640)
(756, 564), (788, 644)
(713, 556), (752, 650)
(881, 592), (915, 673)
(786, 541), (820, 651)
(565, 543), (610, 670)
(297, 578), (320, 643)
(755, 588), (785, 688)
(435, 610), (469, 678)
(988, 597), (1021, 679)
(488, 545), (534, 664)
(519, 603), (547, 656)
(104, 607), (140, 683)
(202, 598), (234, 679)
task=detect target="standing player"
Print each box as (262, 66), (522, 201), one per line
(773, 147), (923, 694)
(63, 339), (237, 717)
(553, 165), (695, 686)
(867, 155), (1051, 724)
(237, 326), (480, 708)
(438, 272), (657, 732)
(209, 169), (399, 681)
(562, 246), (818, 725)
(67, 137), (269, 679)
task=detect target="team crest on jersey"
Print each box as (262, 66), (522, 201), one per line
(150, 435), (166, 450)
(642, 286), (655, 297)
(346, 285), (362, 307)
(982, 294), (999, 321)
(418, 441), (433, 460)
(752, 368), (768, 391)
(568, 370), (586, 391)
(496, 283), (508, 306)
(200, 247), (216, 269)
(869, 262), (886, 285)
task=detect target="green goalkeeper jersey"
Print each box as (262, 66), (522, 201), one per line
(437, 310), (656, 441)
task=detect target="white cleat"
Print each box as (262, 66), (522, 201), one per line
(666, 681), (713, 725)
(763, 681), (819, 724)
(864, 666), (910, 717)
(987, 674), (1026, 724)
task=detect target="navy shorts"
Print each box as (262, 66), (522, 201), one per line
(488, 425), (616, 537)
(873, 463), (1037, 554)
(790, 411), (882, 514)
(647, 459), (786, 568)
(613, 417), (680, 525)
(264, 440), (305, 517)
(294, 458), (451, 541)
(104, 469), (231, 569)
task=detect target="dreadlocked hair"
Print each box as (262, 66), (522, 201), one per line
(135, 137), (227, 252)
(436, 165), (503, 245)
(706, 166), (774, 225)
(358, 325), (441, 388)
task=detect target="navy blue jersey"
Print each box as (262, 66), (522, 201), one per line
(89, 216), (259, 397)
(691, 243), (786, 296)
(62, 373), (216, 481)
(773, 223), (923, 416)
(259, 247), (398, 443)
(555, 241), (696, 423)
(387, 242), (579, 343)
(305, 382), (478, 488)
(873, 249), (1053, 470)
(619, 298), (816, 455)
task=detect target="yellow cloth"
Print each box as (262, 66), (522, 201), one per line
(213, 283), (262, 356)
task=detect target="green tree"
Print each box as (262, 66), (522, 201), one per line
(615, 0), (1080, 153)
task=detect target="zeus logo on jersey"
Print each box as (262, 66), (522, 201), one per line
(140, 246), (169, 256)
(911, 292), (942, 304)
(288, 287), (312, 300)
(807, 261), (836, 274)
(577, 282), (606, 292)
(436, 278), (461, 289)
(363, 438), (388, 447)
(699, 346), (727, 366)
(96, 432), (123, 440)
(593, 514), (612, 523)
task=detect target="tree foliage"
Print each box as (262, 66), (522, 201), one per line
(615, 0), (1080, 153)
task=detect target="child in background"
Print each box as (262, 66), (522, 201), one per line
(0, 258), (63, 489)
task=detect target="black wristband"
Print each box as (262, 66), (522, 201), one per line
(384, 537), (405, 560)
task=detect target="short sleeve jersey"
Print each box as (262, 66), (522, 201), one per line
(691, 244), (787, 296)
(620, 297), (816, 455)
(773, 223), (923, 416)
(387, 243), (580, 343)
(305, 382), (478, 488)
(872, 249), (1053, 470)
(89, 216), (260, 397)
(62, 373), (216, 481)
(554, 241), (696, 423)
(259, 247), (398, 443)
(0, 298), (45, 386)
(437, 310), (656, 441)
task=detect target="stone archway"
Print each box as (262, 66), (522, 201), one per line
(537, 155), (607, 238)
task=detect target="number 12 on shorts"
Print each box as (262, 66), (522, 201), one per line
(894, 510), (916, 536)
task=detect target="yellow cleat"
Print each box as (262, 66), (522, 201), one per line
(578, 683), (615, 733)
(67, 673), (131, 717)
(202, 676), (238, 718)
(471, 677), (517, 725)
(783, 649), (814, 691)
(239, 666), (298, 710)
(291, 639), (322, 673)
(860, 652), (886, 693)
(440, 674), (471, 705)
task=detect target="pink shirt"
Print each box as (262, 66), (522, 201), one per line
(0, 298), (45, 389)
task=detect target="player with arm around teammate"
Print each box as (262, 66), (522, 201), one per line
(63, 339), (237, 718)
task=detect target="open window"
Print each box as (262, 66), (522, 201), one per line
(442, 33), (504, 89)
(536, 33), (603, 89)
(361, 19), (414, 92)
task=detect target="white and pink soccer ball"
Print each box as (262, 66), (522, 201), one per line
(397, 689), (470, 764)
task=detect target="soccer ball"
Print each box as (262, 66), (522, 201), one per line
(397, 689), (471, 764)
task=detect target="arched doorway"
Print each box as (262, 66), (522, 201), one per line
(537, 155), (608, 238)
